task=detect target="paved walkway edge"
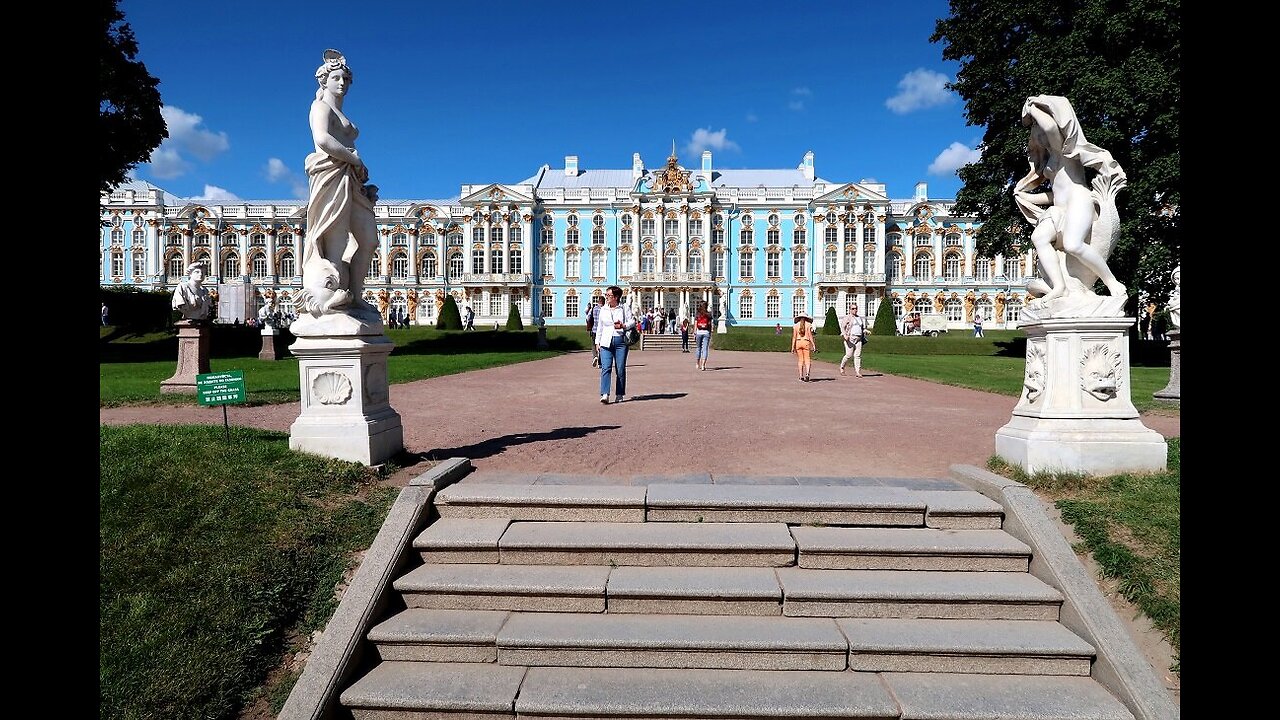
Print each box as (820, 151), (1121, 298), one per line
(279, 458), (472, 720)
(949, 464), (1180, 720)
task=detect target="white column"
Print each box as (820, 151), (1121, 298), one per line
(933, 231), (943, 278)
(266, 230), (277, 282)
(837, 216), (847, 273)
(145, 216), (159, 279)
(522, 213), (532, 279)
(855, 216), (865, 275)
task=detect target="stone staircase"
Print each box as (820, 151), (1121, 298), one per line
(638, 333), (685, 351)
(333, 475), (1141, 719)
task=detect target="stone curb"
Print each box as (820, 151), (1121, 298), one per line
(279, 458), (472, 720)
(948, 463), (1179, 720)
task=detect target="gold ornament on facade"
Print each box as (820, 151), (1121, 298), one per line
(934, 293), (946, 313)
(904, 294), (916, 313)
(994, 292), (1006, 320)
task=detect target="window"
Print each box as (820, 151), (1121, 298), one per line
(892, 296), (904, 319)
(509, 246), (522, 274)
(223, 253), (240, 279)
(792, 250), (806, 278)
(974, 256), (989, 282)
(1007, 296), (1023, 323)
(738, 293), (754, 319)
(510, 224), (522, 244)
(449, 253), (464, 280)
(768, 213), (779, 226)
(844, 293), (858, 313)
(915, 233), (932, 247)
(421, 253), (437, 278)
(918, 296), (936, 315)
(621, 228), (632, 246)
(472, 248), (486, 273)
(280, 252), (296, 278)
(566, 253), (580, 278)
(739, 252), (753, 278)
(888, 233), (902, 248)
(619, 248), (633, 275)
(110, 229), (124, 246)
(790, 293), (806, 321)
(665, 218), (679, 236)
(194, 251), (210, 270)
(392, 253), (409, 279)
(622, 214), (632, 226)
(491, 226), (504, 245)
(541, 293), (553, 317)
(132, 229), (145, 246)
(250, 233), (265, 246)
(1005, 256), (1022, 280)
(767, 228), (779, 245)
(664, 249), (679, 272)
(489, 291), (502, 316)
(766, 251), (780, 279)
(492, 248), (504, 274)
(567, 228), (579, 245)
(591, 252), (605, 278)
(844, 225), (856, 244)
(472, 211), (483, 224)
(111, 214), (123, 227)
(568, 214), (579, 228)
(688, 249), (703, 273)
(914, 253), (931, 280)
(863, 224), (875, 244)
(251, 253), (269, 278)
(448, 232), (464, 247)
(195, 233), (210, 246)
(793, 227), (805, 244)
(566, 294), (579, 318)
(824, 290), (839, 315)
(825, 248), (838, 274)
(542, 224), (555, 244)
(944, 233), (961, 247)
(132, 253), (145, 278)
(825, 226), (837, 245)
(168, 255), (184, 278)
(368, 252), (381, 278)
(766, 293), (780, 319)
(713, 251), (725, 279)
(278, 233), (293, 247)
(592, 228), (605, 245)
(222, 232), (238, 247)
(641, 217), (655, 236)
(689, 219), (702, 237)
(845, 248), (857, 274)
(975, 298), (993, 322)
(944, 254), (961, 281)
(473, 226), (484, 244)
(712, 227), (724, 245)
(887, 253), (902, 283)
(639, 248), (654, 273)
(740, 228), (753, 245)
(863, 246), (876, 273)
(945, 298), (963, 321)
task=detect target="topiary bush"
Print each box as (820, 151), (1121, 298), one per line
(505, 303), (524, 331)
(437, 294), (462, 330)
(821, 306), (841, 335)
(872, 295), (897, 336)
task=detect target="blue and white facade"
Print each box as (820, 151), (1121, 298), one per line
(100, 150), (1035, 329)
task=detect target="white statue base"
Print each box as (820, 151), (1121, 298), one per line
(716, 319), (727, 334)
(288, 313), (403, 466)
(1152, 328), (1180, 402)
(994, 313), (1167, 475)
(161, 321), (211, 394)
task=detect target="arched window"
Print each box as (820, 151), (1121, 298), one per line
(392, 253), (409, 279)
(279, 252), (296, 279)
(738, 292), (754, 319)
(892, 296), (904, 319)
(251, 253), (269, 278)
(368, 252), (381, 278)
(223, 252), (240, 279)
(194, 251), (211, 270)
(250, 233), (266, 246)
(421, 252), (437, 278)
(641, 249), (656, 273)
(1007, 296), (1023, 323)
(688, 249), (703, 273)
(449, 253), (464, 279)
(509, 246), (522, 274)
(887, 252), (903, 283)
(825, 248), (838, 274)
(566, 252), (580, 278)
(1005, 256), (1022, 281)
(664, 248), (679, 272)
(944, 253), (962, 281)
(944, 232), (961, 247)
(766, 251), (780, 278)
(792, 250), (807, 278)
(918, 296), (936, 315)
(914, 253), (932, 280)
(974, 256), (990, 282)
(975, 297), (994, 322)
(766, 293), (780, 319)
(168, 254), (185, 278)
(739, 251), (753, 278)
(945, 297), (963, 321)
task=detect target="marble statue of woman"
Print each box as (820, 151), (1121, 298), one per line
(297, 49), (380, 322)
(1014, 95), (1127, 314)
(1167, 265), (1180, 328)
(172, 262), (211, 321)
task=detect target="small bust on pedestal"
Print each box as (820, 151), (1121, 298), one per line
(162, 262), (212, 393)
(172, 262), (211, 322)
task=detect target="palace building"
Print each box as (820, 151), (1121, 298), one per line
(99, 150), (1035, 330)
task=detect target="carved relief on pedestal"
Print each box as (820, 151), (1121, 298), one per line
(1080, 343), (1123, 401)
(313, 371), (353, 405)
(1024, 343), (1046, 404)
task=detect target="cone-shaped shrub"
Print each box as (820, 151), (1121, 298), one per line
(872, 295), (897, 336)
(505, 303), (524, 330)
(821, 306), (841, 335)
(437, 294), (462, 330)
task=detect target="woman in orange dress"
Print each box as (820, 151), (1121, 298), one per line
(791, 312), (818, 382)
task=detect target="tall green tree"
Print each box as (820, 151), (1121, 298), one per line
(931, 0), (1180, 304)
(99, 0), (167, 193)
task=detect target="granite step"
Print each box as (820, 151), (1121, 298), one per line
(394, 563), (610, 612)
(777, 568), (1064, 620)
(909, 489), (1005, 529)
(605, 566), (783, 615)
(366, 608), (509, 663)
(883, 672), (1135, 719)
(434, 484), (646, 522)
(645, 484), (926, 525)
(515, 666), (898, 718)
(339, 661), (527, 718)
(413, 518), (510, 563)
(839, 618), (1096, 675)
(499, 521), (797, 566)
(497, 612), (849, 670)
(791, 527), (1031, 571)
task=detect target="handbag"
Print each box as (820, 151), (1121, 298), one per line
(861, 331), (869, 345)
(625, 327), (641, 347)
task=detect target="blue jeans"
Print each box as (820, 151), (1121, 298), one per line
(599, 335), (628, 396)
(695, 332), (711, 360)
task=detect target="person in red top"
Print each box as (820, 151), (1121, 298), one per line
(693, 303), (713, 370)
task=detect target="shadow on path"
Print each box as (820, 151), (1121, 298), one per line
(412, 424), (623, 464)
(624, 393), (687, 403)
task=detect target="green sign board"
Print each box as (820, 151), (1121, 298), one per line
(197, 370), (247, 406)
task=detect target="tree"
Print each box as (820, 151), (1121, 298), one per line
(872, 295), (898, 337)
(99, 0), (167, 193)
(821, 306), (841, 335)
(930, 0), (1180, 305)
(505, 303), (524, 331)
(436, 295), (462, 330)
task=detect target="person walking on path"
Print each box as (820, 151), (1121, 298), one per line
(101, 303), (109, 327)
(586, 295), (604, 367)
(463, 304), (475, 331)
(838, 305), (868, 378)
(680, 317), (691, 353)
(694, 303), (713, 370)
(973, 313), (984, 338)
(594, 285), (636, 403)
(791, 312), (818, 382)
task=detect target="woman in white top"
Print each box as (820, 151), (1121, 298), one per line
(595, 285), (636, 403)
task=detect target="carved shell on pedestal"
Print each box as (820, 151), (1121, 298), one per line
(312, 371), (353, 405)
(1024, 343), (1046, 403)
(1080, 343), (1123, 401)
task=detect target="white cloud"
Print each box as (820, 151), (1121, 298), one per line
(746, 112), (758, 123)
(792, 87), (812, 96)
(885, 69), (954, 114)
(265, 157), (307, 198)
(685, 128), (741, 156)
(190, 185), (243, 203)
(928, 142), (982, 175)
(788, 100), (805, 111)
(788, 86), (811, 112)
(145, 106), (231, 179)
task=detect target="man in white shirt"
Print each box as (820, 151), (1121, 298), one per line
(839, 304), (868, 378)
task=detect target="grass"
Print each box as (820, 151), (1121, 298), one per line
(99, 424), (398, 720)
(987, 441), (1181, 673)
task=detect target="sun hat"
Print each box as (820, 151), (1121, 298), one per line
(794, 313), (813, 322)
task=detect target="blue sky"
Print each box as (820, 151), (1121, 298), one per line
(121, 0), (983, 204)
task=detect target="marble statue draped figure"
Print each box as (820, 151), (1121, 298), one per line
(297, 49), (381, 323)
(172, 262), (211, 321)
(1014, 95), (1128, 318)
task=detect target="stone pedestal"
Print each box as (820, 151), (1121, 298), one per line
(259, 327), (279, 361)
(536, 326), (548, 349)
(288, 313), (404, 466)
(716, 318), (727, 334)
(994, 315), (1167, 475)
(160, 321), (211, 394)
(1152, 328), (1180, 402)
